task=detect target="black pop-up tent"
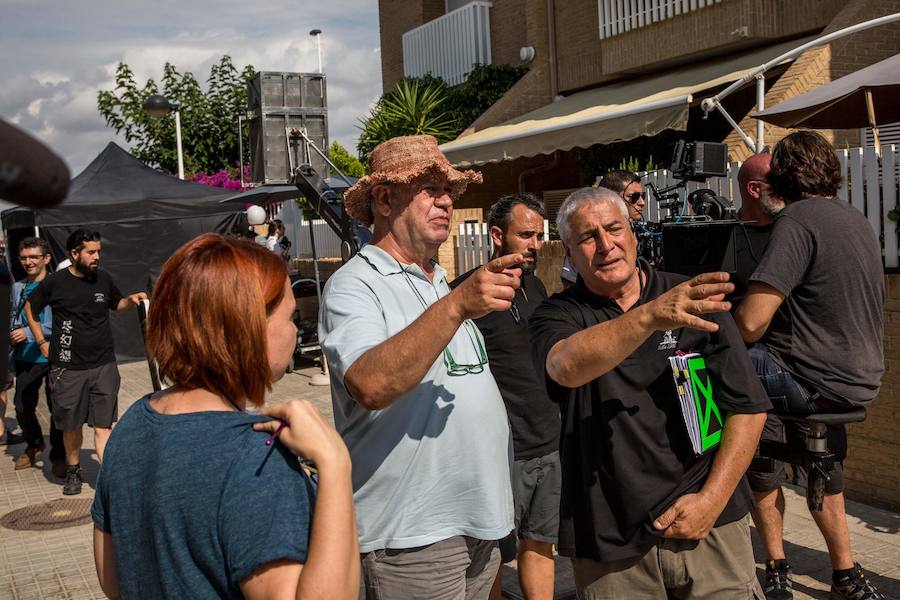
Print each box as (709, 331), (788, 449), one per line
(1, 142), (245, 361)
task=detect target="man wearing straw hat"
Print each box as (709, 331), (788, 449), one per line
(320, 135), (522, 599)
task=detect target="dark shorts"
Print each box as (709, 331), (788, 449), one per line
(746, 344), (846, 494)
(50, 363), (120, 431)
(512, 450), (561, 545)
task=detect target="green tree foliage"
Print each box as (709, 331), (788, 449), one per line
(97, 55), (256, 175)
(409, 64), (527, 133)
(357, 63), (526, 164)
(328, 141), (366, 178)
(357, 79), (457, 163)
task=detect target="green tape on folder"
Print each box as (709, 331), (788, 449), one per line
(668, 353), (724, 455)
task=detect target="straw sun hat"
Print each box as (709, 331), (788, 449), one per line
(344, 135), (482, 227)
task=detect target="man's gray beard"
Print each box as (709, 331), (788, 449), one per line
(760, 195), (785, 218)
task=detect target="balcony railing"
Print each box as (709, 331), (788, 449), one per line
(598, 0), (722, 39)
(402, 1), (492, 86)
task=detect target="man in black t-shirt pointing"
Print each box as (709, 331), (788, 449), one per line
(26, 229), (146, 495)
(529, 187), (769, 599)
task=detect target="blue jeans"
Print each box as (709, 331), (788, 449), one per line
(748, 344), (834, 414)
(746, 344), (848, 494)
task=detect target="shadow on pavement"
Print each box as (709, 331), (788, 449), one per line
(845, 498), (900, 535)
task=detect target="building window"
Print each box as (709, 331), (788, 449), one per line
(598, 0), (722, 39)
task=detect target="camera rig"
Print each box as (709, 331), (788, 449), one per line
(636, 141), (741, 275)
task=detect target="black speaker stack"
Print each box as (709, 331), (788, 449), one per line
(247, 71), (329, 184)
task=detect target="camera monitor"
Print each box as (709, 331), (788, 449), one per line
(661, 221), (738, 278)
(670, 141), (728, 182)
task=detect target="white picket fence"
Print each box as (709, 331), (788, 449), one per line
(456, 219), (551, 273)
(642, 145), (900, 268)
(295, 219), (343, 259)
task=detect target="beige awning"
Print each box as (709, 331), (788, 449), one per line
(440, 37), (810, 167)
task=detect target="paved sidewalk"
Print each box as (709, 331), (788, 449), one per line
(0, 360), (897, 599)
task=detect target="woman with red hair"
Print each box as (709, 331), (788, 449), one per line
(91, 233), (358, 599)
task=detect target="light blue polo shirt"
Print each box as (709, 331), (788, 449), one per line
(320, 244), (514, 553)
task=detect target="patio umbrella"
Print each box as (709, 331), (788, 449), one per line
(753, 51), (900, 158)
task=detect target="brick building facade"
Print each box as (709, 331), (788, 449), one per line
(377, 0), (900, 510)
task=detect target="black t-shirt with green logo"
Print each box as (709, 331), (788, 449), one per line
(528, 263), (771, 562)
(28, 269), (123, 370)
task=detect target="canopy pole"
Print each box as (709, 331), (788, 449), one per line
(756, 75), (766, 153)
(308, 220), (330, 386)
(702, 13), (900, 114)
(865, 89), (882, 161)
(701, 12), (900, 150)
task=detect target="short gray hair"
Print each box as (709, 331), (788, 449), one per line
(556, 187), (630, 245)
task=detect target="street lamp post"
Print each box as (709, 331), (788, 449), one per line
(309, 29), (323, 73)
(143, 94), (185, 180)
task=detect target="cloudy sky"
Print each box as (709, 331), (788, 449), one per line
(1, 0), (382, 174)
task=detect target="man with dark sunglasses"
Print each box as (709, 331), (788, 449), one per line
(452, 194), (560, 600)
(598, 169), (645, 221)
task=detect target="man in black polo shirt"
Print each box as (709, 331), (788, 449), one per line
(452, 194), (560, 600)
(735, 131), (885, 600)
(26, 229), (146, 496)
(529, 187), (769, 599)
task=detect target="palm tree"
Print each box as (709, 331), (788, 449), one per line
(357, 79), (458, 165)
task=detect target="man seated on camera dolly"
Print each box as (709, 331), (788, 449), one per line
(734, 131), (886, 600)
(529, 186), (769, 599)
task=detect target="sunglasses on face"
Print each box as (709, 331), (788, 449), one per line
(624, 191), (646, 205)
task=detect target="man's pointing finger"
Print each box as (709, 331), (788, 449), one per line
(485, 253), (525, 273)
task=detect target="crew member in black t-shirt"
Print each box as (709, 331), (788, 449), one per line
(735, 132), (886, 600)
(26, 229), (147, 496)
(529, 186), (769, 599)
(451, 194), (560, 600)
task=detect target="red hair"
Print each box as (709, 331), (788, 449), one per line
(147, 234), (287, 407)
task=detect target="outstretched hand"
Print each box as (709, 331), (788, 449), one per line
(644, 272), (733, 333)
(450, 253), (523, 321)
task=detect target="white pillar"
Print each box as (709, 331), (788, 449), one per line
(755, 75), (765, 153)
(174, 109), (185, 180)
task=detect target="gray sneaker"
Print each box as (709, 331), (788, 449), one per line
(62, 465), (83, 496)
(831, 563), (886, 600)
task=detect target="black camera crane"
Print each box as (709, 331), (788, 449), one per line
(288, 128), (370, 263)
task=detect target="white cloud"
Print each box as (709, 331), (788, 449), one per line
(1, 0), (382, 173)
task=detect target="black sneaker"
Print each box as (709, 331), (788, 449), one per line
(2, 431), (25, 445)
(831, 563), (886, 600)
(62, 465), (83, 496)
(763, 559), (794, 600)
